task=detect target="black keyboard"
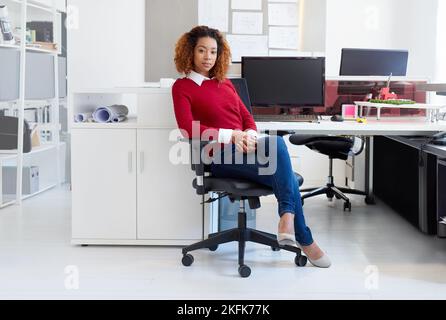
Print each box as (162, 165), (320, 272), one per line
(253, 114), (320, 122)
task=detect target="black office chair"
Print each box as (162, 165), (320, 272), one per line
(289, 134), (370, 211)
(181, 78), (307, 278)
(230, 78), (253, 114)
(181, 140), (307, 277)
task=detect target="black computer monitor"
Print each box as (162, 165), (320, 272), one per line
(340, 48), (408, 76)
(241, 57), (325, 107)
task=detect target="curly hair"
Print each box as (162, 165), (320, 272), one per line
(174, 26), (231, 82)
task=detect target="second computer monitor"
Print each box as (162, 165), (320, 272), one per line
(241, 56), (325, 107)
(340, 48), (408, 76)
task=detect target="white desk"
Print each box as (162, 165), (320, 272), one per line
(256, 118), (446, 136)
(256, 118), (446, 203)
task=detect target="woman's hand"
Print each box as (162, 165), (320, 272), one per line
(232, 130), (257, 154)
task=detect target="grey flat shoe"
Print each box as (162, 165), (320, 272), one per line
(307, 254), (331, 268)
(295, 243), (332, 268)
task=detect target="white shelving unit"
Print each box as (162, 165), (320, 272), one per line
(0, 0), (66, 208)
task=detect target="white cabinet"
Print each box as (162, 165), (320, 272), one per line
(137, 129), (202, 240)
(71, 127), (204, 245)
(71, 129), (137, 240)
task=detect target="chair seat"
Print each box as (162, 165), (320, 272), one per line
(193, 172), (304, 197)
(289, 135), (353, 160)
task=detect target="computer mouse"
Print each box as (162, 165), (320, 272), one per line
(331, 115), (344, 122)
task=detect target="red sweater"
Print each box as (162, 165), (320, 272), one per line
(172, 78), (257, 141)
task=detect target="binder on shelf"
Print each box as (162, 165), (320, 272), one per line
(2, 166), (39, 195)
(0, 116), (32, 153)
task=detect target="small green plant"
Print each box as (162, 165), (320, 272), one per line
(369, 99), (416, 105)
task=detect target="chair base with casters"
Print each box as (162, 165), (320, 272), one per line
(289, 134), (372, 211)
(300, 157), (368, 212)
(182, 196), (307, 278)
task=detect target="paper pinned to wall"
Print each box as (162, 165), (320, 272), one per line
(268, 3), (299, 26)
(232, 12), (263, 35)
(226, 35), (268, 62)
(269, 26), (299, 49)
(198, 0), (229, 32)
(231, 0), (262, 10)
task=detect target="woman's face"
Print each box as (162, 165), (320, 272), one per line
(193, 37), (218, 77)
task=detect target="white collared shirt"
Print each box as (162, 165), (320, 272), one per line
(187, 70), (211, 87)
(186, 71), (258, 144)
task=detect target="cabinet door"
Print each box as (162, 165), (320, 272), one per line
(72, 129), (137, 239)
(137, 129), (203, 240)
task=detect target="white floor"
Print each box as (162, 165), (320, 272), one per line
(1, 185), (446, 300)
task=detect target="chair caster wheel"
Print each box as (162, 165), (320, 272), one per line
(238, 265), (251, 278)
(295, 255), (307, 267)
(271, 247), (281, 252)
(208, 245), (218, 252)
(182, 254), (194, 267)
(343, 202), (352, 212)
(365, 196), (376, 205)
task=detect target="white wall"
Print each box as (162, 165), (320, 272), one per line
(67, 0), (145, 91)
(325, 0), (438, 79)
(300, 0), (326, 52)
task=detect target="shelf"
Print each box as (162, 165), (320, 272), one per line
(1, 184), (58, 208)
(0, 44), (20, 50)
(0, 43), (58, 54)
(0, 143), (62, 159)
(25, 45), (58, 54)
(21, 183), (57, 200)
(0, 198), (17, 209)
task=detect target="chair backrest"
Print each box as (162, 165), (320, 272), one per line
(230, 78), (252, 114)
(189, 79), (253, 195)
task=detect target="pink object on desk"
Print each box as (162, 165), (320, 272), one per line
(342, 104), (358, 119)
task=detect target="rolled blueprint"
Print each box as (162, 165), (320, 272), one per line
(92, 105), (129, 123)
(74, 112), (92, 123)
(112, 115), (127, 123)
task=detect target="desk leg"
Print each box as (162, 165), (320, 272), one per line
(365, 136), (376, 205)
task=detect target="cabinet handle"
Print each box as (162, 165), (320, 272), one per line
(128, 152), (133, 173)
(140, 152), (145, 173)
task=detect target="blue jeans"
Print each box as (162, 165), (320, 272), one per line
(210, 135), (314, 246)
